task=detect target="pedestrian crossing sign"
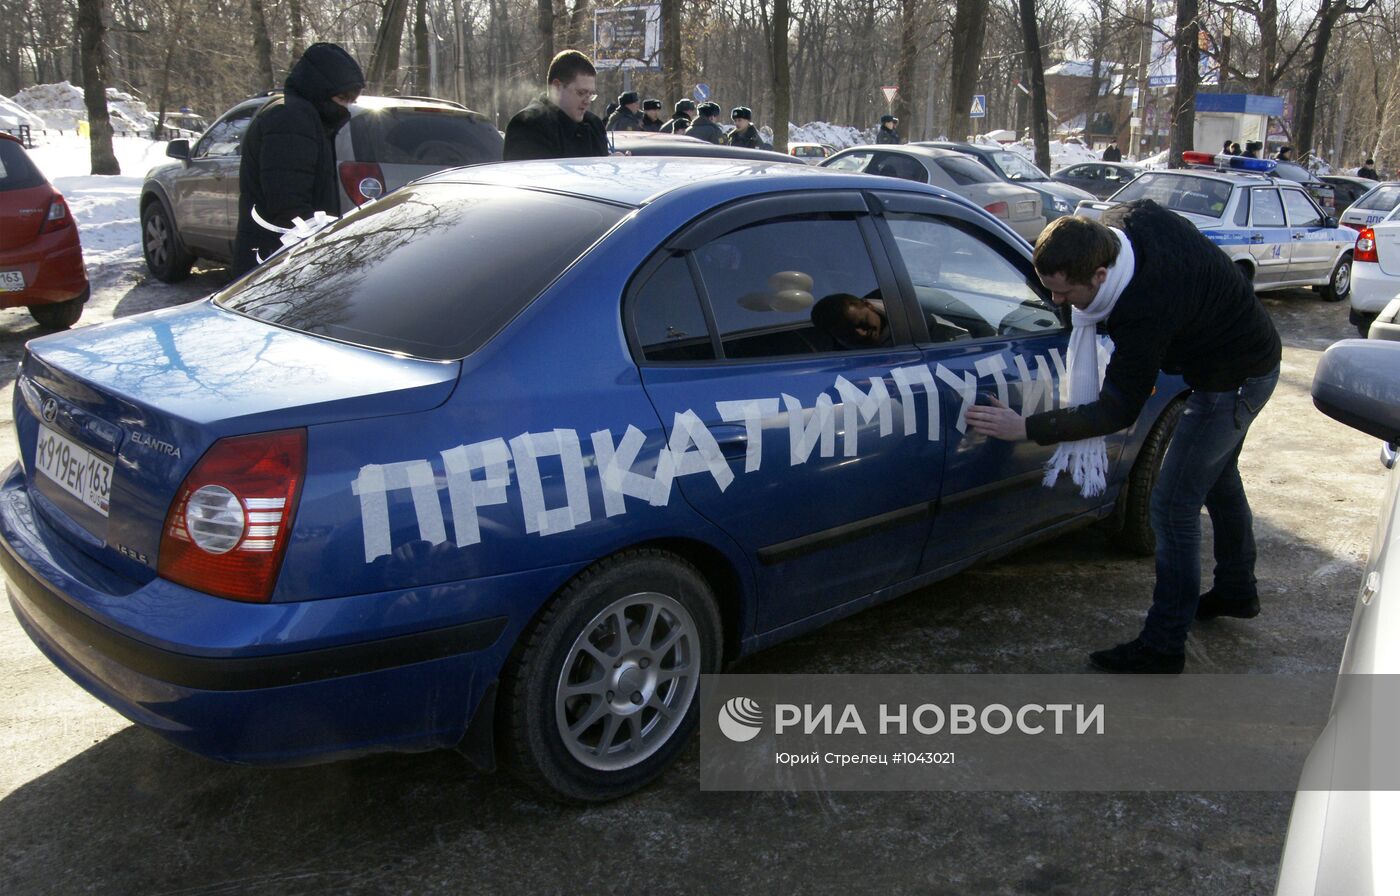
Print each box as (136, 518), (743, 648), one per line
(970, 95), (987, 118)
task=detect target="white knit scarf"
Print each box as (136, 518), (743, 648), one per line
(1042, 227), (1135, 498)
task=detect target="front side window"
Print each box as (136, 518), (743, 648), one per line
(195, 108), (257, 159)
(825, 152), (871, 173)
(1068, 165), (1100, 181)
(885, 213), (1062, 342)
(1282, 189), (1323, 227)
(695, 214), (891, 358)
(1250, 189), (1285, 227)
(992, 152), (1048, 181)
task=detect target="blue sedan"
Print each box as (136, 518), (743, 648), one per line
(0, 159), (1184, 801)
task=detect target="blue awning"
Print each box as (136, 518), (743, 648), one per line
(1194, 93), (1286, 116)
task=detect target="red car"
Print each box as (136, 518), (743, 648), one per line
(0, 133), (88, 329)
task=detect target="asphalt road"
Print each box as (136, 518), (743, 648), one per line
(0, 260), (1384, 895)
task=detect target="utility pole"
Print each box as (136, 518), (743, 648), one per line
(1131, 0), (1152, 159)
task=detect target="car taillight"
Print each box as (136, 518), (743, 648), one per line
(158, 429), (306, 603)
(984, 201), (1009, 217)
(339, 161), (385, 205)
(1356, 227), (1379, 263)
(39, 194), (71, 233)
(1342, 221), (1365, 232)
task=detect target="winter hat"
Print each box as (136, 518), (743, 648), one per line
(675, 99), (697, 114)
(697, 102), (721, 118)
(287, 42), (365, 103)
(880, 114), (898, 125)
(617, 91), (640, 107)
(643, 98), (662, 111)
(731, 106), (753, 121)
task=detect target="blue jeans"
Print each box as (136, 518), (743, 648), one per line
(1140, 365), (1280, 654)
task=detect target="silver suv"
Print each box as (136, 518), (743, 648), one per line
(139, 92), (503, 281)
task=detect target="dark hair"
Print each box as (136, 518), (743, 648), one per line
(547, 50), (596, 85)
(1366, 158), (1375, 165)
(1033, 216), (1120, 285)
(810, 293), (864, 337)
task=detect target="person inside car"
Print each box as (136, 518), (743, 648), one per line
(811, 293), (892, 348)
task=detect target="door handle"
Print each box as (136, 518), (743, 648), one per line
(1291, 233), (1305, 240)
(708, 423), (749, 460)
(1249, 233), (1264, 243)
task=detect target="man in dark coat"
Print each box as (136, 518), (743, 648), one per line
(234, 42), (364, 276)
(687, 102), (725, 144)
(661, 99), (697, 135)
(641, 99), (665, 131)
(503, 50), (608, 162)
(1358, 158), (1380, 179)
(606, 91), (644, 132)
(1101, 140), (1122, 162)
(965, 202), (1281, 674)
(876, 114), (901, 144)
(726, 107), (764, 149)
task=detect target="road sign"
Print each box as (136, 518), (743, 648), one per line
(694, 83), (711, 101)
(594, 5), (662, 71)
(970, 95), (987, 118)
(881, 86), (898, 105)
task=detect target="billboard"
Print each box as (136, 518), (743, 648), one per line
(594, 5), (662, 71)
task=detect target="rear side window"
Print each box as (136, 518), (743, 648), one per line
(937, 156), (998, 186)
(0, 139), (46, 191)
(349, 109), (504, 167)
(1355, 185), (1400, 212)
(217, 183), (624, 359)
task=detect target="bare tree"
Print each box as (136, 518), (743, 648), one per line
(1294, 0), (1375, 158)
(1019, 0), (1051, 170)
(769, 0), (791, 151)
(366, 0), (412, 93)
(77, 0), (119, 174)
(249, 0), (276, 91)
(949, 0), (990, 141)
(893, 0), (920, 136)
(1168, 0), (1199, 166)
(536, 0), (554, 78)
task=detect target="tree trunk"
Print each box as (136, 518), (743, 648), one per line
(536, 0), (554, 78)
(1294, 0), (1359, 160)
(1258, 0), (1277, 93)
(949, 0), (990, 141)
(414, 0), (431, 94)
(289, 0), (307, 58)
(1019, 0), (1050, 171)
(569, 0), (592, 49)
(249, 0), (276, 92)
(893, 0), (919, 137)
(1168, 0), (1199, 167)
(769, 0), (791, 151)
(77, 0), (119, 174)
(152, 0), (189, 140)
(366, 0), (413, 94)
(662, 0), (682, 106)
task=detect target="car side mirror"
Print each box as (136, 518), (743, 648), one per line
(1324, 215), (1338, 228)
(1312, 339), (1400, 443)
(166, 139), (191, 161)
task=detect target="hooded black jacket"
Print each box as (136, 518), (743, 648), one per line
(1025, 200), (1282, 445)
(234, 43), (364, 275)
(503, 98), (608, 161)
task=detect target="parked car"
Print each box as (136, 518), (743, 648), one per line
(151, 110), (208, 140)
(1078, 166), (1354, 302)
(608, 131), (800, 163)
(916, 140), (1095, 221)
(1052, 161), (1144, 200)
(1269, 159), (1337, 215)
(788, 142), (836, 164)
(0, 131), (88, 329)
(139, 92), (503, 282)
(1365, 296), (1400, 341)
(1321, 174), (1375, 215)
(0, 157), (1187, 802)
(1339, 181), (1400, 231)
(1349, 209), (1400, 335)
(822, 144), (1047, 241)
(1276, 338), (1400, 895)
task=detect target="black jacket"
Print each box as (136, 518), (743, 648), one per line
(234, 43), (363, 276)
(1025, 200), (1282, 445)
(606, 107), (644, 132)
(661, 116), (690, 135)
(502, 98), (608, 161)
(876, 126), (901, 144)
(1101, 145), (1122, 162)
(641, 116), (664, 132)
(687, 118), (725, 144)
(727, 124), (763, 149)
(1358, 165), (1379, 180)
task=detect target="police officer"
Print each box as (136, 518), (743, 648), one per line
(641, 98), (664, 132)
(606, 91), (644, 131)
(687, 102), (725, 143)
(727, 107), (764, 149)
(661, 99), (697, 135)
(876, 114), (901, 144)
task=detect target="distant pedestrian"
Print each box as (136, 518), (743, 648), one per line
(1102, 140), (1122, 162)
(1221, 139), (1235, 156)
(1358, 158), (1379, 180)
(606, 91), (644, 132)
(641, 98), (664, 132)
(661, 99), (697, 135)
(1273, 145), (1292, 162)
(876, 114), (901, 144)
(687, 102), (725, 144)
(1243, 141), (1262, 158)
(727, 107), (765, 149)
(234, 42), (364, 276)
(503, 50), (607, 162)
(1229, 142), (1242, 156)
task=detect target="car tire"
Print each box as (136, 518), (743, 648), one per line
(499, 549), (722, 803)
(141, 200), (194, 283)
(28, 293), (86, 330)
(1320, 253), (1352, 303)
(1110, 397), (1184, 556)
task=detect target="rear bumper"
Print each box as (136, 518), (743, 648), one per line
(1351, 262), (1400, 314)
(0, 226), (88, 308)
(0, 462), (553, 765)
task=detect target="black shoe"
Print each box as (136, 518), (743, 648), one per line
(1195, 589), (1260, 620)
(1088, 638), (1185, 674)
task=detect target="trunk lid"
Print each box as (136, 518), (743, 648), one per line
(0, 184), (52, 251)
(1374, 221), (1400, 278)
(15, 300), (459, 583)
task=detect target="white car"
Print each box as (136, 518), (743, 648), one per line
(1278, 339), (1400, 895)
(1350, 208), (1400, 335)
(1339, 181), (1400, 231)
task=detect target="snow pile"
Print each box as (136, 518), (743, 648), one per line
(789, 121), (867, 149)
(10, 82), (157, 134)
(974, 136), (1101, 170)
(0, 94), (44, 130)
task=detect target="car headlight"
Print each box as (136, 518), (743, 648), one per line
(1051, 197), (1072, 214)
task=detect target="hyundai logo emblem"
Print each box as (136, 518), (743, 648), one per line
(41, 398), (57, 423)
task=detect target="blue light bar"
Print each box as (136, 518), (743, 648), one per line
(1182, 151), (1277, 173)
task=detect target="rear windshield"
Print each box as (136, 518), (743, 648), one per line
(349, 108), (503, 168)
(1354, 184), (1400, 212)
(217, 183), (625, 359)
(0, 139), (46, 191)
(1111, 172), (1233, 218)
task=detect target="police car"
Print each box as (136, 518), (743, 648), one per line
(1077, 153), (1355, 302)
(1339, 181), (1400, 231)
